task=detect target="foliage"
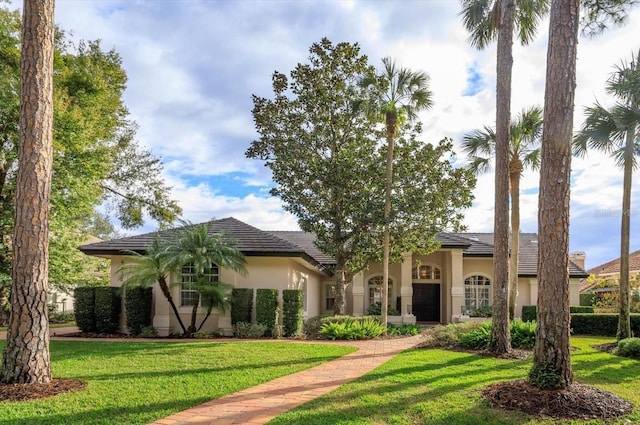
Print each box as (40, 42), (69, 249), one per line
(469, 305), (493, 317)
(303, 314), (333, 338)
(571, 313), (640, 336)
(528, 363), (563, 390)
(367, 301), (400, 316)
(580, 0), (640, 37)
(48, 311), (75, 324)
(509, 319), (537, 349)
(256, 289), (278, 336)
(124, 286), (152, 335)
(247, 38), (475, 313)
(459, 321), (493, 349)
(580, 292), (596, 306)
(570, 305), (595, 314)
(386, 323), (420, 336)
(425, 322), (483, 347)
(94, 286), (121, 334)
(319, 317), (386, 340)
(138, 326), (158, 338)
(282, 289), (304, 337)
(73, 286), (96, 332)
(617, 337), (640, 358)
(233, 321), (267, 338)
(521, 305), (537, 322)
(230, 288), (253, 325)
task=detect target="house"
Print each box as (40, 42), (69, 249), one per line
(580, 249), (640, 296)
(79, 217), (588, 336)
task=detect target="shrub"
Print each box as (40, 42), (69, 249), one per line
(49, 311), (75, 324)
(193, 331), (213, 339)
(387, 323), (420, 336)
(124, 286), (152, 335)
(580, 292), (595, 306)
(510, 319), (536, 349)
(303, 314), (332, 338)
(234, 321), (267, 338)
(571, 313), (640, 336)
(94, 286), (121, 334)
(73, 287), (96, 332)
(319, 317), (385, 340)
(459, 321), (492, 349)
(282, 289), (304, 337)
(426, 322), (482, 347)
(617, 337), (640, 358)
(231, 288), (253, 325)
(521, 305), (537, 322)
(367, 302), (400, 316)
(256, 289), (278, 336)
(139, 326), (158, 338)
(470, 305), (493, 318)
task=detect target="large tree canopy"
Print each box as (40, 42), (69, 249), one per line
(0, 5), (181, 292)
(247, 38), (475, 314)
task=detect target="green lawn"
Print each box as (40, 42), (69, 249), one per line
(269, 336), (640, 425)
(0, 340), (355, 425)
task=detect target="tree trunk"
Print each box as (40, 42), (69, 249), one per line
(489, 0), (514, 354)
(530, 0), (579, 390)
(157, 277), (187, 334)
(508, 161), (522, 320)
(617, 126), (635, 340)
(188, 292), (200, 335)
(1, 0), (55, 384)
(382, 113), (397, 333)
(333, 266), (347, 315)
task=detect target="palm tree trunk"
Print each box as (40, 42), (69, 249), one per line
(1, 0), (55, 385)
(157, 277), (187, 334)
(189, 292), (200, 335)
(198, 308), (213, 332)
(508, 164), (521, 320)
(489, 0), (514, 354)
(617, 126), (635, 340)
(530, 0), (579, 390)
(382, 113), (397, 333)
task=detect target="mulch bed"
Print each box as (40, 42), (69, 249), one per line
(483, 379), (634, 420)
(0, 378), (86, 402)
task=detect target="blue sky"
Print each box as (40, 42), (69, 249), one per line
(10, 0), (640, 270)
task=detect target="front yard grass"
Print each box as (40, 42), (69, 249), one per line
(269, 336), (640, 425)
(0, 340), (355, 425)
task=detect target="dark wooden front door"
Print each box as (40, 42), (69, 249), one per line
(412, 283), (440, 322)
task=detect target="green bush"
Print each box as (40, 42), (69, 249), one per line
(570, 305), (594, 314)
(459, 321), (492, 349)
(320, 317), (385, 340)
(387, 323), (420, 336)
(470, 305), (493, 317)
(282, 289), (304, 337)
(580, 293), (595, 306)
(303, 314), (333, 338)
(256, 289), (278, 336)
(571, 313), (640, 336)
(234, 321), (267, 338)
(94, 286), (121, 334)
(521, 305), (537, 322)
(510, 319), (536, 349)
(49, 311), (75, 324)
(448, 319), (536, 350)
(231, 288), (253, 325)
(139, 326), (158, 338)
(367, 302), (400, 316)
(617, 337), (640, 358)
(73, 287), (96, 332)
(124, 286), (152, 335)
(427, 322), (481, 347)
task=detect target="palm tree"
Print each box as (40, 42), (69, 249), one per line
(460, 0), (549, 354)
(573, 50), (640, 340)
(463, 106), (543, 320)
(164, 223), (247, 335)
(196, 280), (233, 332)
(360, 57), (433, 330)
(118, 238), (188, 335)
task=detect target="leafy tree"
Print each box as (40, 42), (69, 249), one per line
(463, 106), (543, 320)
(359, 57), (433, 330)
(0, 5), (181, 306)
(460, 0), (549, 354)
(573, 50), (640, 340)
(247, 38), (474, 315)
(1, 0), (55, 384)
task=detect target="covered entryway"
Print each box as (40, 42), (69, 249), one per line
(412, 283), (440, 322)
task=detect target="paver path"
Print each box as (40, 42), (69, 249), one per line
(151, 335), (424, 425)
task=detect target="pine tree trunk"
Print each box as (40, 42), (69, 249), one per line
(489, 0), (514, 354)
(1, 0), (55, 384)
(530, 0), (579, 390)
(617, 127), (635, 340)
(508, 163), (522, 320)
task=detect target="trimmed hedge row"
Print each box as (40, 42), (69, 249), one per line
(521, 305), (640, 336)
(283, 289), (303, 337)
(521, 305), (594, 323)
(580, 293), (595, 306)
(231, 288), (253, 325)
(256, 288), (278, 336)
(73, 286), (121, 333)
(73, 287), (96, 332)
(125, 286), (153, 335)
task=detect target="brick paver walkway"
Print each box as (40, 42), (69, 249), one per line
(150, 335), (424, 425)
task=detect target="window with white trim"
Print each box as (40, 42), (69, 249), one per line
(464, 275), (491, 311)
(367, 275), (393, 308)
(325, 284), (336, 312)
(412, 265), (441, 280)
(180, 263), (219, 307)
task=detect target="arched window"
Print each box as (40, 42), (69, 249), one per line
(368, 275), (393, 308)
(412, 265), (441, 280)
(180, 262), (219, 307)
(464, 275), (491, 311)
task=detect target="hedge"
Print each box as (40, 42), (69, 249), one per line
(521, 305), (594, 322)
(125, 286), (153, 335)
(282, 289), (303, 337)
(256, 288), (278, 336)
(73, 287), (96, 332)
(571, 313), (640, 336)
(231, 288), (253, 325)
(94, 287), (121, 334)
(580, 293), (595, 306)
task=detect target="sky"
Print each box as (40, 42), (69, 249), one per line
(10, 0), (640, 270)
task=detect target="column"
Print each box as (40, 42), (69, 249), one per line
(450, 250), (464, 323)
(351, 271), (365, 316)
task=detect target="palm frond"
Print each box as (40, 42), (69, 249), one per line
(515, 0), (550, 45)
(459, 0), (498, 49)
(462, 126), (495, 157)
(607, 49), (640, 105)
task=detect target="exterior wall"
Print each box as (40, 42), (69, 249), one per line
(517, 277), (582, 316)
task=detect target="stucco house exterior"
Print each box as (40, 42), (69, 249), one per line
(79, 217), (588, 336)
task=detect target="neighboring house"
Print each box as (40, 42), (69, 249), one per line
(79, 217), (588, 336)
(580, 249), (640, 296)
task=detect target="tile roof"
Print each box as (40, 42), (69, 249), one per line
(587, 249), (640, 276)
(79, 217), (588, 278)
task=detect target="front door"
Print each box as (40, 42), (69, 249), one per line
(412, 283), (440, 322)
